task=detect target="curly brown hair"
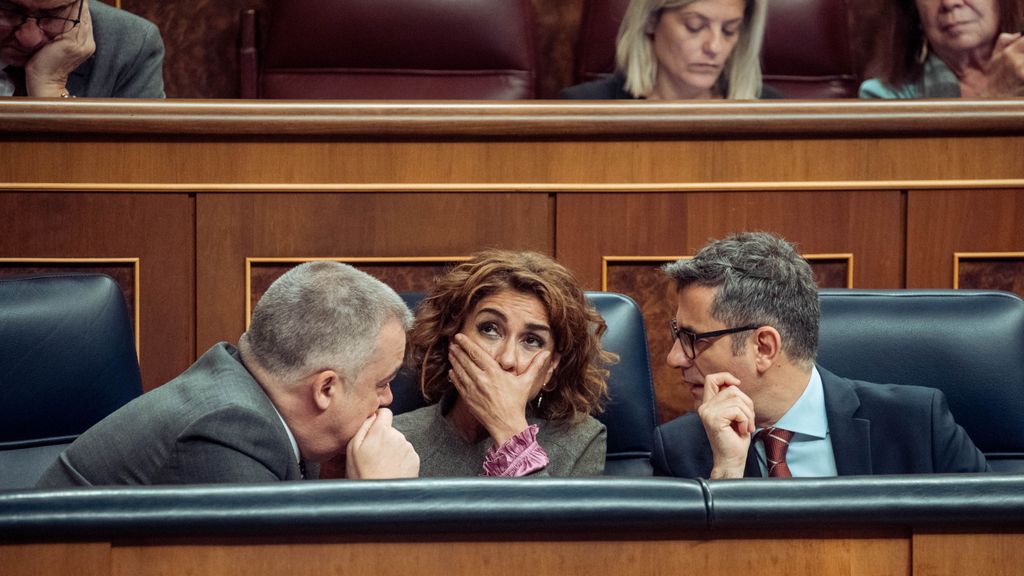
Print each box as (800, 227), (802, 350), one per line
(410, 250), (615, 423)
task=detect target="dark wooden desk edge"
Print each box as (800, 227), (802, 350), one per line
(2, 99), (1024, 138)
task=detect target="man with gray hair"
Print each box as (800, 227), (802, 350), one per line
(37, 261), (418, 486)
(653, 231), (987, 479)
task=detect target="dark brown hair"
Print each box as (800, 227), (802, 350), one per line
(410, 250), (614, 422)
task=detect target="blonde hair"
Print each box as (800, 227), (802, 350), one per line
(616, 0), (767, 99)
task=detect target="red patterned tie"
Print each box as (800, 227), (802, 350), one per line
(759, 427), (794, 478)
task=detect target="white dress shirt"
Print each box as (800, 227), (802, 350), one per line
(0, 62), (16, 97)
(754, 366), (838, 477)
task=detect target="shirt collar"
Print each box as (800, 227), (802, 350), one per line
(268, 401), (301, 463)
(770, 365), (828, 439)
(0, 62), (14, 98)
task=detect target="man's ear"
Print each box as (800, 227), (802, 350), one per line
(312, 369), (343, 411)
(753, 326), (782, 373)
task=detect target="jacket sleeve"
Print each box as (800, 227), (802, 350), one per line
(114, 19), (166, 98)
(169, 406), (292, 483)
(930, 389), (990, 473)
(651, 426), (674, 477)
(567, 421), (607, 477)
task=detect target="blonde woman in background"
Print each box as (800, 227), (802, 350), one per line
(561, 0), (779, 99)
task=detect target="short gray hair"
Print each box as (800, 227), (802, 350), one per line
(616, 0), (767, 99)
(663, 232), (820, 365)
(241, 261), (412, 384)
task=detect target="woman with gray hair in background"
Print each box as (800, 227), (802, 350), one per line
(561, 0), (779, 99)
(859, 0), (1024, 98)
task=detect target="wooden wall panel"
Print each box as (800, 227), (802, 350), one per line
(120, 0), (271, 98)
(15, 532), (1024, 576)
(956, 255), (1024, 298)
(107, 535), (908, 576)
(556, 190), (902, 422)
(907, 188), (1024, 291)
(555, 190), (903, 290)
(247, 259), (467, 321)
(0, 192), (193, 392)
(913, 533), (1024, 576)
(16, 531), (1024, 576)
(3, 103), (1022, 398)
(195, 193), (553, 355)
(5, 134), (1021, 187)
(531, 0), (586, 98)
(0, 542), (111, 576)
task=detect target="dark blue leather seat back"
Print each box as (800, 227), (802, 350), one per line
(0, 274), (143, 488)
(818, 290), (1024, 472)
(394, 291), (657, 476)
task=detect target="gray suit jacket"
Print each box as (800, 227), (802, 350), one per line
(394, 394), (607, 477)
(36, 343), (311, 487)
(67, 1), (165, 97)
(652, 366), (989, 478)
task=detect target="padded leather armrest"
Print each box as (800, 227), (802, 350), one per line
(4, 475), (1023, 542)
(704, 473), (1024, 528)
(0, 478), (706, 542)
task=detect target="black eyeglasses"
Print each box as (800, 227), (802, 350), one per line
(0, 0), (83, 38)
(669, 319), (760, 360)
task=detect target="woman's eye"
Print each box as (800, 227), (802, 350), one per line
(723, 25), (739, 37)
(681, 16), (705, 33)
(523, 334), (547, 349)
(477, 322), (501, 338)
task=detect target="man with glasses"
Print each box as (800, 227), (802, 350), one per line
(652, 231), (988, 479)
(0, 0), (163, 97)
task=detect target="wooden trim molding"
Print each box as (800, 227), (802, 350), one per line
(3, 100), (1024, 137)
(810, 253), (856, 289)
(601, 254), (854, 290)
(953, 251), (1024, 289)
(3, 181), (1024, 193)
(244, 256), (470, 328)
(601, 256), (684, 292)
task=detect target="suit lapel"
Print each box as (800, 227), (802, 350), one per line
(744, 446), (761, 477)
(820, 366), (872, 475)
(67, 57), (93, 96)
(305, 461), (321, 480)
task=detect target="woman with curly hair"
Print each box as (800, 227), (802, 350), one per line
(394, 250), (616, 477)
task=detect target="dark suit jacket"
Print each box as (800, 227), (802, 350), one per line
(560, 73), (785, 99)
(67, 0), (165, 97)
(652, 366), (989, 478)
(36, 343), (313, 487)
